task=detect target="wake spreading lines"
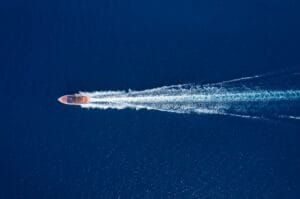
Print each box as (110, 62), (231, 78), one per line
(80, 71), (300, 120)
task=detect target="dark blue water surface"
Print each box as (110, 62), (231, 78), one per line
(1, 0), (300, 198)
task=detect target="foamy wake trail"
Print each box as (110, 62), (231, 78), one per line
(80, 71), (300, 120)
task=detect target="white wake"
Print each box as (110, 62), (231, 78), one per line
(79, 72), (300, 120)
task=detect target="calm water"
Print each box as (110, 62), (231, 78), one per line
(1, 0), (300, 198)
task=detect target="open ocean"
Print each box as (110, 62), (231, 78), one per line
(1, 0), (300, 198)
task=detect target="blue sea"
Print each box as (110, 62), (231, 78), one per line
(1, 0), (300, 198)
